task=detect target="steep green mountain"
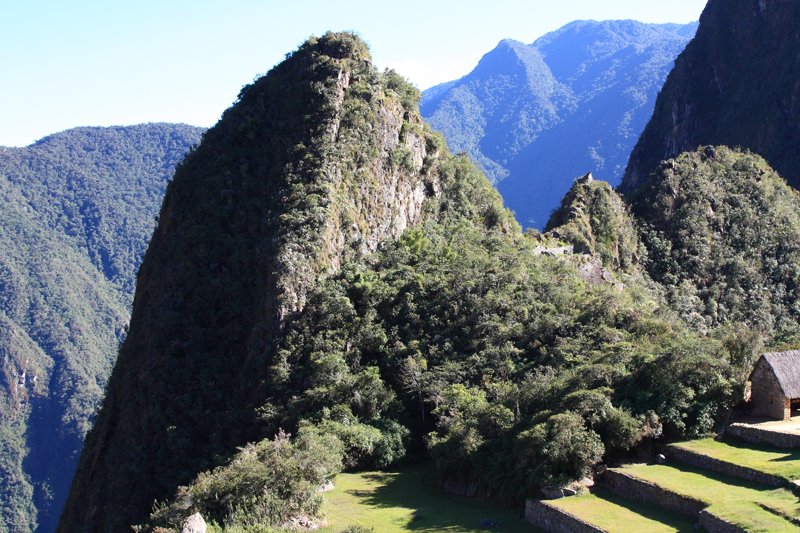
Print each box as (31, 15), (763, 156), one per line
(59, 33), (749, 533)
(629, 146), (800, 335)
(621, 0), (800, 194)
(57, 32), (497, 532)
(421, 19), (697, 228)
(0, 124), (205, 302)
(0, 124), (203, 533)
(544, 173), (642, 273)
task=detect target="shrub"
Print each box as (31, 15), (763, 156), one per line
(148, 429), (343, 531)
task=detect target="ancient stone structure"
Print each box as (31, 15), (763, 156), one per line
(749, 351), (800, 420)
(665, 445), (784, 486)
(525, 499), (605, 533)
(727, 423), (800, 449)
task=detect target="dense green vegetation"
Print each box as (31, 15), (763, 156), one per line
(0, 124), (203, 533)
(421, 20), (696, 228)
(146, 141), (800, 530)
(59, 27), (800, 533)
(142, 162), (752, 530)
(545, 174), (642, 272)
(148, 429), (343, 532)
(0, 124), (204, 301)
(130, 47), (758, 532)
(630, 147), (800, 335)
(60, 31), (499, 533)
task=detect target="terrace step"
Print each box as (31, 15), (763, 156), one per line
(665, 437), (800, 487)
(600, 463), (800, 532)
(665, 442), (785, 487)
(728, 422), (800, 449)
(526, 491), (696, 533)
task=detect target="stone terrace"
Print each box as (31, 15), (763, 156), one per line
(526, 436), (800, 533)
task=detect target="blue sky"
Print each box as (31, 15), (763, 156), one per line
(1, 0), (707, 147)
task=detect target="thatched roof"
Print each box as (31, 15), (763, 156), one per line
(751, 351), (800, 398)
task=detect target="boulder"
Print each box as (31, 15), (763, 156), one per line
(541, 486), (565, 499)
(443, 480), (467, 496)
(181, 513), (206, 533)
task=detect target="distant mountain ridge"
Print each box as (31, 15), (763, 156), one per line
(0, 123), (203, 533)
(421, 19), (697, 228)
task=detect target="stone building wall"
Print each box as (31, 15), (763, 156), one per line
(665, 446), (784, 486)
(750, 359), (790, 419)
(524, 499), (605, 533)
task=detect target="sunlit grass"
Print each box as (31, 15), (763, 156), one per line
(669, 437), (800, 482)
(619, 463), (800, 532)
(548, 491), (696, 533)
(321, 464), (542, 532)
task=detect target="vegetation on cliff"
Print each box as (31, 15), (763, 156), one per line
(630, 146), (800, 336)
(144, 162), (755, 531)
(0, 124), (203, 533)
(60, 29), (798, 533)
(58, 31), (518, 532)
(545, 173), (642, 272)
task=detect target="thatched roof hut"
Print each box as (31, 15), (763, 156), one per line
(749, 351), (800, 420)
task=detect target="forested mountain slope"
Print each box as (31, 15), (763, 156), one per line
(421, 20), (697, 228)
(621, 0), (800, 193)
(629, 146), (800, 334)
(59, 33), (754, 533)
(0, 123), (203, 533)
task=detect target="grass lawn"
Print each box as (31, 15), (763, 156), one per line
(321, 464), (543, 532)
(619, 463), (800, 532)
(669, 437), (800, 482)
(548, 492), (696, 533)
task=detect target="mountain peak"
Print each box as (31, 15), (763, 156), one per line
(57, 32), (513, 532)
(420, 19), (696, 228)
(621, 0), (800, 193)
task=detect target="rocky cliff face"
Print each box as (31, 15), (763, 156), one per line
(57, 33), (452, 532)
(621, 0), (800, 193)
(544, 173), (642, 273)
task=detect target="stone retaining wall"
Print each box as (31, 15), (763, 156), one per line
(666, 445), (784, 486)
(698, 510), (748, 533)
(758, 502), (800, 527)
(525, 499), (605, 533)
(728, 423), (800, 449)
(600, 469), (706, 518)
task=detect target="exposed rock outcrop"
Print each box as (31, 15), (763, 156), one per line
(57, 33), (454, 532)
(621, 0), (800, 193)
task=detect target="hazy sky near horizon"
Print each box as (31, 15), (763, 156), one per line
(1, 0), (707, 147)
